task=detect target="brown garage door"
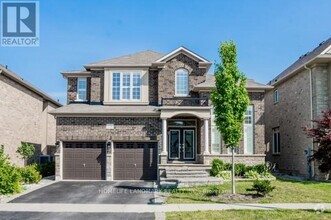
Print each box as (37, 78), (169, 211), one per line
(63, 142), (106, 180)
(113, 142), (157, 180)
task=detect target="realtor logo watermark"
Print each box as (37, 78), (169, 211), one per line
(1, 1), (39, 46)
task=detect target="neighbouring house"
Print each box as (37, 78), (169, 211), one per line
(265, 38), (331, 180)
(0, 65), (62, 166)
(50, 47), (272, 184)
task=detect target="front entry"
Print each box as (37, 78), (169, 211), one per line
(168, 128), (195, 161)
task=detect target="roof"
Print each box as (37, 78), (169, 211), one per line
(269, 37), (331, 85)
(61, 70), (91, 78)
(84, 50), (165, 68)
(193, 74), (273, 91)
(0, 65), (62, 107)
(49, 103), (160, 116)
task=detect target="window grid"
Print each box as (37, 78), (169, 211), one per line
(112, 72), (141, 101)
(175, 69), (189, 95)
(77, 78), (87, 101)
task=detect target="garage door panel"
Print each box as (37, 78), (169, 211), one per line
(114, 142), (157, 180)
(63, 142), (105, 180)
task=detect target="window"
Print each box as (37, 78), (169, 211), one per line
(175, 69), (189, 96)
(273, 127), (280, 154)
(211, 107), (221, 154)
(77, 78), (87, 101)
(244, 105), (254, 154)
(111, 72), (141, 101)
(274, 89), (279, 103)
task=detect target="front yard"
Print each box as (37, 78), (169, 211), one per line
(166, 210), (331, 220)
(164, 178), (331, 204)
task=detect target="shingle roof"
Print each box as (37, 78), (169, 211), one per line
(49, 103), (160, 116)
(193, 74), (273, 91)
(0, 65), (62, 107)
(84, 50), (165, 68)
(269, 37), (331, 85)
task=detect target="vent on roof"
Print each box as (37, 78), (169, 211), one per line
(319, 41), (325, 46)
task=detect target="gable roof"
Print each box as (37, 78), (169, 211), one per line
(84, 50), (164, 69)
(193, 74), (273, 91)
(155, 46), (210, 63)
(0, 65), (62, 107)
(269, 37), (331, 86)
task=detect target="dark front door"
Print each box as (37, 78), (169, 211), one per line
(63, 142), (106, 180)
(113, 142), (157, 180)
(168, 129), (195, 161)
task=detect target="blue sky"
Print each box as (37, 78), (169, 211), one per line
(1, 0), (331, 104)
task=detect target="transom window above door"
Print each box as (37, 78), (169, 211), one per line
(112, 72), (141, 101)
(175, 69), (189, 96)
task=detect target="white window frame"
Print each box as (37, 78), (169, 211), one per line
(175, 69), (189, 96)
(244, 105), (254, 155)
(274, 89), (279, 103)
(76, 77), (87, 101)
(211, 107), (221, 154)
(272, 127), (280, 154)
(111, 72), (142, 101)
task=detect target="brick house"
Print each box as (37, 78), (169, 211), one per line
(50, 47), (272, 182)
(0, 65), (62, 166)
(265, 38), (331, 180)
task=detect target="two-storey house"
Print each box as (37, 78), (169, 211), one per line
(50, 47), (272, 182)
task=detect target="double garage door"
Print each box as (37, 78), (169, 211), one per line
(63, 142), (157, 180)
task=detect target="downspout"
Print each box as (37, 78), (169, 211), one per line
(304, 65), (314, 178)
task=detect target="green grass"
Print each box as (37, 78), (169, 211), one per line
(164, 178), (331, 204)
(166, 210), (331, 220)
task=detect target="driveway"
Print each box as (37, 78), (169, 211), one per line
(10, 181), (158, 204)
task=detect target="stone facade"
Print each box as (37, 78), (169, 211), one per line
(158, 54), (206, 104)
(0, 73), (60, 166)
(265, 63), (331, 179)
(90, 70), (104, 103)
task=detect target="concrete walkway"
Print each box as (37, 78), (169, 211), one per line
(0, 203), (330, 213)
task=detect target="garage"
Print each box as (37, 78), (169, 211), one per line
(63, 142), (106, 180)
(113, 142), (157, 180)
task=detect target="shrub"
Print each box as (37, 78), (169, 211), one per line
(223, 163), (233, 171)
(216, 171), (231, 180)
(235, 163), (246, 176)
(210, 159), (224, 176)
(36, 161), (55, 177)
(246, 180), (275, 196)
(16, 143), (35, 160)
(244, 170), (260, 179)
(19, 164), (41, 184)
(0, 165), (22, 194)
(206, 185), (223, 196)
(253, 164), (269, 174)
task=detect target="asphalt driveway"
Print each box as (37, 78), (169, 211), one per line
(10, 181), (158, 204)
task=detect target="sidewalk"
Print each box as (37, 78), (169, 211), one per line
(0, 203), (330, 213)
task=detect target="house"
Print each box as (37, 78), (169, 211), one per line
(0, 65), (62, 166)
(265, 38), (331, 180)
(50, 47), (272, 182)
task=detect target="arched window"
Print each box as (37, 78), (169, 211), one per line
(175, 69), (189, 96)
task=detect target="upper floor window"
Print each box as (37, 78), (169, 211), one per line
(112, 72), (141, 101)
(273, 127), (280, 154)
(77, 77), (87, 101)
(175, 69), (189, 96)
(274, 89), (279, 103)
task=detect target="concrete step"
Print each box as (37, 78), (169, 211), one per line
(167, 174), (209, 178)
(166, 170), (208, 175)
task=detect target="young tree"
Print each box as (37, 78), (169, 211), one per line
(16, 142), (35, 165)
(211, 41), (250, 194)
(304, 110), (331, 177)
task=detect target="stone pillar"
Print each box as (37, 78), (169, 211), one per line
(203, 119), (210, 154)
(55, 141), (63, 181)
(106, 141), (113, 181)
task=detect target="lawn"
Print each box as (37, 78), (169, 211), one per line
(164, 178), (331, 204)
(166, 210), (331, 220)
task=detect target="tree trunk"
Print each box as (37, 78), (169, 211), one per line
(231, 146), (236, 194)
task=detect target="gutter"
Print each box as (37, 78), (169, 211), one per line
(304, 64), (314, 178)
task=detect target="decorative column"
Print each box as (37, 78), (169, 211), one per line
(162, 118), (167, 154)
(203, 119), (210, 154)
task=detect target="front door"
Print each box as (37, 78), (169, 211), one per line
(168, 129), (195, 161)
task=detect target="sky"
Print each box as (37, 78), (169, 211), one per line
(1, 0), (331, 104)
